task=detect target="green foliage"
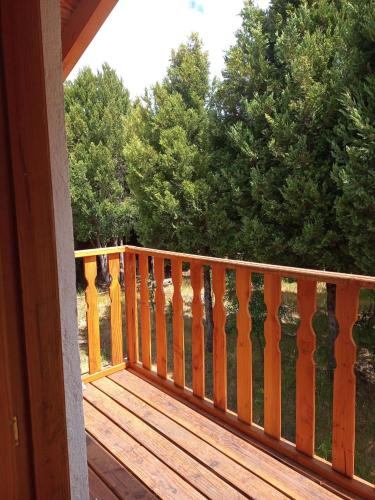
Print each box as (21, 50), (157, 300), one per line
(124, 34), (232, 254)
(65, 64), (136, 246)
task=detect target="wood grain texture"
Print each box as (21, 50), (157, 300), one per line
(86, 382), (248, 498)
(125, 252), (138, 364)
(171, 258), (185, 387)
(108, 253), (123, 366)
(236, 268), (252, 424)
(191, 262), (205, 398)
(62, 0), (118, 79)
(139, 254), (151, 370)
(332, 283), (359, 478)
(264, 274), (282, 439)
(126, 245), (375, 290)
(84, 256), (101, 374)
(154, 256), (167, 378)
(112, 370), (345, 499)
(87, 433), (156, 499)
(84, 400), (204, 499)
(296, 279), (317, 457)
(88, 467), (118, 500)
(212, 264), (227, 411)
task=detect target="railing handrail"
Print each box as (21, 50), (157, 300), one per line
(75, 244), (375, 288)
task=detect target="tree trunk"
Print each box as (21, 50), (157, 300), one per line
(97, 239), (110, 286)
(204, 267), (214, 353)
(326, 282), (339, 371)
(119, 238), (124, 286)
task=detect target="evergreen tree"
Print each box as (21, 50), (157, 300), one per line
(65, 64), (135, 254)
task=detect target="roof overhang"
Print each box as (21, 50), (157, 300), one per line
(61, 0), (118, 80)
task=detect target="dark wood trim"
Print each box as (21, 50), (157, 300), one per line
(1, 0), (72, 496)
(62, 0), (118, 79)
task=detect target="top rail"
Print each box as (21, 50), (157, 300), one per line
(75, 245), (375, 289)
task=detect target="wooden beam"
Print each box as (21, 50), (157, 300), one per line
(1, 0), (87, 496)
(62, 0), (118, 80)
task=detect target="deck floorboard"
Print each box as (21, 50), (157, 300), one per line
(84, 370), (344, 499)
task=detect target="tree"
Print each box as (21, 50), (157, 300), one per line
(124, 34), (226, 349)
(333, 0), (375, 275)
(65, 64), (135, 280)
(214, 0), (374, 365)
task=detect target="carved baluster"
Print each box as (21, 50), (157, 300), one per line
(264, 273), (281, 439)
(191, 262), (204, 398)
(139, 254), (151, 370)
(332, 283), (359, 477)
(296, 279), (317, 456)
(84, 255), (101, 374)
(108, 253), (123, 366)
(212, 264), (227, 411)
(236, 268), (252, 424)
(154, 256), (167, 378)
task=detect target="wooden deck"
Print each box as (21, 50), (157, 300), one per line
(84, 370), (348, 499)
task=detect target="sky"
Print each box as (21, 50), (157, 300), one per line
(69, 0), (271, 99)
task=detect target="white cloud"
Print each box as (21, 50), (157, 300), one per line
(68, 0), (270, 98)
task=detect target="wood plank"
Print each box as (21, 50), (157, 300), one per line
(62, 0), (118, 79)
(108, 253), (123, 366)
(126, 245), (375, 290)
(171, 258), (185, 387)
(212, 264), (227, 411)
(126, 365), (374, 499)
(139, 254), (151, 370)
(190, 262), (205, 398)
(84, 255), (101, 374)
(332, 283), (360, 478)
(296, 279), (317, 457)
(75, 246), (126, 259)
(83, 400), (204, 499)
(154, 256), (167, 378)
(112, 370), (342, 499)
(86, 434), (156, 499)
(86, 382), (250, 499)
(236, 268), (252, 424)
(92, 378), (284, 498)
(125, 252), (138, 364)
(82, 363), (125, 384)
(264, 273), (282, 439)
(88, 467), (118, 500)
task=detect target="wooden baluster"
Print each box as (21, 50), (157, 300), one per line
(84, 255), (101, 374)
(171, 258), (185, 387)
(191, 262), (205, 398)
(264, 273), (281, 439)
(125, 252), (138, 364)
(236, 268), (252, 424)
(108, 253), (123, 366)
(154, 256), (167, 378)
(139, 254), (151, 370)
(212, 264), (227, 411)
(332, 283), (359, 477)
(296, 279), (317, 456)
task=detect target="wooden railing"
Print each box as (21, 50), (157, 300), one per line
(75, 245), (375, 498)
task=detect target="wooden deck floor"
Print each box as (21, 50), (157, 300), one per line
(84, 370), (346, 499)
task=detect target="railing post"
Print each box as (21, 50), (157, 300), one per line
(84, 255), (101, 374)
(108, 253), (123, 366)
(264, 273), (281, 439)
(125, 251), (138, 364)
(154, 256), (167, 378)
(332, 282), (359, 477)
